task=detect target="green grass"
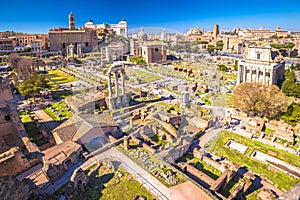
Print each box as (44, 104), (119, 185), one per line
(194, 160), (221, 180)
(20, 111), (47, 146)
(126, 68), (163, 83)
(45, 69), (76, 90)
(177, 154), (221, 180)
(74, 167), (156, 200)
(264, 127), (276, 134)
(20, 111), (33, 123)
(43, 100), (72, 121)
(226, 93), (233, 107)
(206, 130), (299, 190)
(100, 169), (156, 200)
(147, 65), (190, 80)
(48, 69), (76, 84)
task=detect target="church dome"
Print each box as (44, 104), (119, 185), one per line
(138, 27), (147, 42)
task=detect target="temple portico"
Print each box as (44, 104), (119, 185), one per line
(237, 45), (285, 86)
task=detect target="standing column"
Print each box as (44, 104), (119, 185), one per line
(263, 68), (266, 84)
(256, 67), (259, 83)
(270, 69), (274, 85)
(249, 67), (253, 82)
(237, 65), (241, 84)
(108, 73), (113, 98)
(121, 70), (126, 96)
(115, 71), (119, 97)
(243, 65), (247, 82)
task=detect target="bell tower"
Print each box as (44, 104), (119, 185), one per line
(69, 12), (75, 30)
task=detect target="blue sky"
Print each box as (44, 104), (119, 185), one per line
(1, 0), (300, 33)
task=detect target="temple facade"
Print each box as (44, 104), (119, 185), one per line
(237, 45), (285, 86)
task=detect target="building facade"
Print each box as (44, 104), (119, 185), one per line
(84, 19), (128, 38)
(0, 38), (13, 53)
(30, 39), (43, 52)
(237, 45), (285, 86)
(49, 13), (98, 55)
(141, 42), (167, 63)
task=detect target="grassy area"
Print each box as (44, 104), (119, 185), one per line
(146, 65), (191, 80)
(43, 100), (72, 121)
(101, 170), (156, 200)
(126, 68), (163, 83)
(20, 111), (48, 146)
(75, 166), (156, 200)
(225, 93), (233, 107)
(123, 146), (186, 187)
(46, 69), (76, 90)
(206, 130), (299, 190)
(264, 127), (276, 134)
(48, 69), (76, 84)
(177, 154), (221, 180)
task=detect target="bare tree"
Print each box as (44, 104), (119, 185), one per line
(232, 83), (289, 119)
(16, 58), (33, 80)
(7, 53), (21, 68)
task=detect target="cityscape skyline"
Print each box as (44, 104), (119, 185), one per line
(1, 0), (300, 33)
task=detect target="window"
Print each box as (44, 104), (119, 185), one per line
(4, 115), (10, 121)
(155, 48), (159, 52)
(85, 42), (88, 47)
(62, 43), (65, 48)
(257, 53), (261, 59)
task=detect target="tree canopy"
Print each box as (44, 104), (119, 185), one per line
(16, 72), (49, 98)
(281, 65), (300, 98)
(232, 83), (289, 119)
(129, 57), (146, 65)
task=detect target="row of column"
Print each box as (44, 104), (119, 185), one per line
(108, 69), (126, 98)
(239, 65), (273, 84)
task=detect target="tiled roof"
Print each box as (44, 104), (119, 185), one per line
(52, 112), (118, 143)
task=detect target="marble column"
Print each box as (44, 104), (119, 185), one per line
(263, 68), (266, 84)
(243, 65), (247, 83)
(270, 69), (273, 85)
(256, 67), (259, 83)
(115, 71), (119, 97)
(108, 73), (113, 98)
(237, 65), (241, 84)
(249, 67), (253, 82)
(121, 70), (126, 96)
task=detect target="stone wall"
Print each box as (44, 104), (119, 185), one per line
(0, 121), (24, 154)
(49, 29), (98, 55)
(0, 176), (42, 200)
(0, 148), (40, 177)
(183, 163), (215, 187)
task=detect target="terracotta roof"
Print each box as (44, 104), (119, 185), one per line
(52, 112), (118, 143)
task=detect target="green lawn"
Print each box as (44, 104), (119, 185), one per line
(20, 111), (48, 146)
(46, 69), (76, 90)
(43, 100), (72, 121)
(206, 130), (299, 190)
(126, 68), (163, 83)
(264, 127), (276, 134)
(75, 167), (156, 200)
(100, 168), (156, 200)
(48, 69), (76, 84)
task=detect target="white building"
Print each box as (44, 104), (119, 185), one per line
(30, 39), (43, 52)
(237, 45), (285, 86)
(84, 19), (128, 38)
